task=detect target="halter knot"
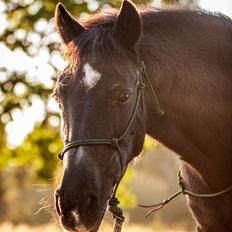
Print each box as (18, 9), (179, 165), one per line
(139, 61), (146, 74)
(158, 109), (165, 117)
(108, 197), (125, 221)
(111, 138), (119, 146)
(108, 197), (120, 207)
(58, 151), (63, 161)
(178, 171), (186, 194)
(138, 83), (146, 89)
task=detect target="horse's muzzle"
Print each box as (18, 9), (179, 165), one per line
(55, 188), (99, 231)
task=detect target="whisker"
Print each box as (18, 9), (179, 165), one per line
(33, 192), (55, 216)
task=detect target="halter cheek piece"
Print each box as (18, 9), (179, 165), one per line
(57, 61), (164, 231)
(58, 61), (163, 162)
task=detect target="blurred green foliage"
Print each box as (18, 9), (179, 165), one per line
(117, 166), (137, 208)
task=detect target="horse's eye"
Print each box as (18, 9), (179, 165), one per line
(117, 91), (131, 103)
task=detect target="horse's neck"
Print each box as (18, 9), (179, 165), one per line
(139, 10), (232, 188)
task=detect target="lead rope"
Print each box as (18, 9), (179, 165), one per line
(139, 171), (232, 217)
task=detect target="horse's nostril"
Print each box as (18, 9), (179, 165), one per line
(55, 192), (62, 216)
(55, 188), (62, 196)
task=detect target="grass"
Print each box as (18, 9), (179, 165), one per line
(0, 222), (191, 232)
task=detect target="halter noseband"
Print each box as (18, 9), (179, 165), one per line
(57, 60), (164, 231)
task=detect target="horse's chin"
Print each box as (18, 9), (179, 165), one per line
(60, 204), (107, 232)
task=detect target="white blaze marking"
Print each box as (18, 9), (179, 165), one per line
(82, 63), (101, 90)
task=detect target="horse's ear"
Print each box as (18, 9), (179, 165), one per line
(115, 0), (141, 50)
(55, 3), (85, 44)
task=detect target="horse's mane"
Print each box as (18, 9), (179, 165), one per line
(64, 6), (232, 73)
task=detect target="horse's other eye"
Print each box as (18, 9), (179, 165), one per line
(54, 95), (59, 103)
(53, 94), (62, 109)
(117, 90), (131, 103)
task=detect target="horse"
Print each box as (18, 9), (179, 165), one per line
(53, 0), (232, 231)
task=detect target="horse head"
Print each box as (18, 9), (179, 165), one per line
(54, 1), (146, 231)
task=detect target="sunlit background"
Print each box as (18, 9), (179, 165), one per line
(1, 0), (232, 148)
(0, 0), (231, 231)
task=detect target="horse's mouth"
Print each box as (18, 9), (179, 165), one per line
(55, 180), (116, 232)
(59, 204), (107, 232)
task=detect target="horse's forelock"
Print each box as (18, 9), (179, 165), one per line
(64, 13), (136, 73)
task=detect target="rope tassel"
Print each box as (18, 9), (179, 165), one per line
(138, 191), (182, 217)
